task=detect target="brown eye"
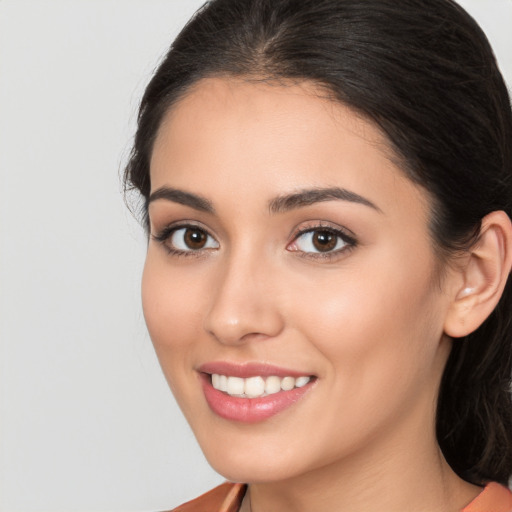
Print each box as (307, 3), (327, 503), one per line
(312, 230), (337, 252)
(167, 226), (219, 252)
(289, 227), (353, 256)
(184, 228), (207, 249)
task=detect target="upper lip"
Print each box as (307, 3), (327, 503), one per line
(198, 361), (314, 378)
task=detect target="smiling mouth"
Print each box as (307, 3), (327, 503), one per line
(209, 374), (313, 398)
(200, 366), (317, 422)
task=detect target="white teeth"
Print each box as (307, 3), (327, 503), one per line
(211, 374), (312, 398)
(281, 376), (295, 391)
(295, 376), (311, 388)
(265, 376), (282, 395)
(244, 376), (265, 398)
(226, 376), (245, 396)
(218, 374), (228, 392)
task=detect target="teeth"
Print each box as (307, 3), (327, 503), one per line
(211, 374), (311, 398)
(281, 376), (295, 391)
(265, 376), (281, 395)
(295, 376), (310, 388)
(219, 374), (228, 392)
(245, 376), (265, 398)
(226, 376), (244, 396)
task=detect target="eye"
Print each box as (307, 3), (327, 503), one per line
(153, 225), (219, 254)
(171, 227), (218, 251)
(288, 227), (355, 256)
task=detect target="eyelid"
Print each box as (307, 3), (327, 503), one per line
(287, 221), (357, 259)
(151, 220), (211, 240)
(151, 221), (219, 256)
(289, 220), (357, 243)
(151, 219), (357, 260)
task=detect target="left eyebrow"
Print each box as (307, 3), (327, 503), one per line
(147, 186), (215, 213)
(268, 187), (382, 214)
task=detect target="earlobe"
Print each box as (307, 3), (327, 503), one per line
(444, 211), (512, 339)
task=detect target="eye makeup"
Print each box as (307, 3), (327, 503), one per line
(151, 221), (219, 258)
(287, 221), (358, 261)
(151, 218), (358, 262)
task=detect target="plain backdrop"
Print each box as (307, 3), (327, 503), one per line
(0, 1), (511, 511)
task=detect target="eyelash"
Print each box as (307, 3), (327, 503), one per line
(289, 223), (357, 261)
(151, 222), (357, 260)
(151, 223), (215, 258)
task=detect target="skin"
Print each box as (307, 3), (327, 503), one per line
(143, 77), (484, 512)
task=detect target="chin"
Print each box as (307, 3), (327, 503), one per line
(207, 456), (297, 484)
(198, 431), (323, 484)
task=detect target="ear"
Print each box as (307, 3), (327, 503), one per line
(444, 211), (512, 338)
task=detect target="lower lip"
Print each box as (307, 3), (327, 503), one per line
(200, 373), (315, 423)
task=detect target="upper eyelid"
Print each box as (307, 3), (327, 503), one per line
(151, 220), (216, 239)
(291, 227), (356, 248)
(290, 221), (356, 240)
(152, 224), (219, 256)
(152, 220), (357, 249)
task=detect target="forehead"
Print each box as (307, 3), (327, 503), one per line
(153, 76), (394, 166)
(150, 77), (428, 220)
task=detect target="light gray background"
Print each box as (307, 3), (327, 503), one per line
(0, 1), (511, 511)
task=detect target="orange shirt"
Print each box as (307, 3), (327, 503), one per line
(169, 481), (512, 512)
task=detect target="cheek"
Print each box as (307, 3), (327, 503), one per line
(141, 254), (207, 382)
(280, 259), (445, 459)
(141, 253), (218, 430)
(143, 252), (200, 337)
(289, 250), (443, 394)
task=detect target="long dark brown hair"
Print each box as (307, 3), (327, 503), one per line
(124, 0), (512, 486)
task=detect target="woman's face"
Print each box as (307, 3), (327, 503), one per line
(143, 78), (455, 482)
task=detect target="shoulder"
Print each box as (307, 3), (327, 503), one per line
(462, 482), (512, 512)
(166, 482), (247, 512)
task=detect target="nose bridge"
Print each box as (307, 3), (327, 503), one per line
(203, 243), (283, 345)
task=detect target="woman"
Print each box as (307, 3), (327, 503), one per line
(124, 0), (512, 510)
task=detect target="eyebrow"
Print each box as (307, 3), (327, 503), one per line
(268, 187), (381, 214)
(148, 187), (215, 213)
(147, 185), (381, 215)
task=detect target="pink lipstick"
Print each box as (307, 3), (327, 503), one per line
(198, 362), (316, 423)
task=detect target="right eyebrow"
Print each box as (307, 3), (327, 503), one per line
(268, 187), (382, 214)
(148, 187), (215, 214)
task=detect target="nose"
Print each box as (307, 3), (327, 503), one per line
(203, 251), (285, 345)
